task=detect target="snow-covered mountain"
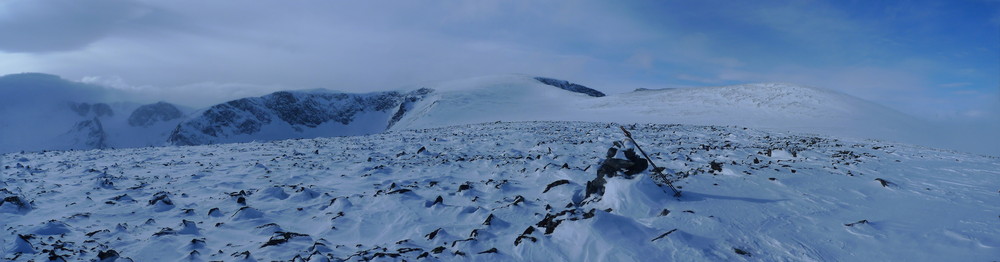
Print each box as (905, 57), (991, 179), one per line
(0, 73), (955, 155)
(387, 75), (606, 130)
(0, 73), (189, 153)
(2, 121), (997, 261)
(386, 75), (929, 148)
(579, 83), (930, 143)
(167, 88), (432, 146)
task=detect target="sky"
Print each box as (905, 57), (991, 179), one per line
(0, 0), (997, 123)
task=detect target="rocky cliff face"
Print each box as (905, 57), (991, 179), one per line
(65, 117), (107, 149)
(128, 102), (184, 127)
(167, 89), (432, 146)
(534, 77), (605, 97)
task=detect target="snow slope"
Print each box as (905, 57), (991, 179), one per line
(389, 76), (931, 152)
(579, 83), (930, 145)
(388, 75), (602, 130)
(2, 121), (997, 261)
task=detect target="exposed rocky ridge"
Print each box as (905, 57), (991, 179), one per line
(167, 89), (433, 146)
(66, 117), (107, 149)
(534, 76), (606, 97)
(128, 102), (183, 127)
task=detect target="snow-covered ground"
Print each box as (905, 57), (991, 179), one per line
(2, 121), (997, 261)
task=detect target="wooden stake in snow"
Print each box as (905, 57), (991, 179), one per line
(620, 126), (682, 197)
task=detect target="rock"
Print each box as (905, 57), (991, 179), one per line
(425, 228), (442, 240)
(651, 229), (678, 242)
(97, 249), (119, 261)
(542, 179), (570, 193)
(483, 214), (494, 226)
(875, 178), (891, 187)
(127, 102), (183, 127)
(844, 219), (869, 227)
(261, 231), (310, 248)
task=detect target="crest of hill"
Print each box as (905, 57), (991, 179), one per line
(578, 83), (929, 144)
(387, 75), (607, 130)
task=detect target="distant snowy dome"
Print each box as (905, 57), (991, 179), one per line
(387, 74), (607, 130)
(579, 82), (927, 144)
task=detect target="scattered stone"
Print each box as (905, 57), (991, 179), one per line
(709, 161), (723, 172)
(387, 189), (411, 194)
(512, 195), (525, 205)
(1, 195), (32, 212)
(86, 229), (109, 237)
(148, 191), (173, 206)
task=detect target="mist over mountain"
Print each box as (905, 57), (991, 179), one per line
(0, 73), (189, 152)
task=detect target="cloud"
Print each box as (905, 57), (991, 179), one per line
(0, 0), (160, 53)
(0, 73), (121, 133)
(81, 75), (285, 108)
(939, 82), (974, 88)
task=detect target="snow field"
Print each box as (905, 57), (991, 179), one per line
(1, 121), (997, 261)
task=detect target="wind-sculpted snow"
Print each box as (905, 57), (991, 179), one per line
(2, 121), (997, 261)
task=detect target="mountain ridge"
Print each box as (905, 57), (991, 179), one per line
(0, 73), (952, 155)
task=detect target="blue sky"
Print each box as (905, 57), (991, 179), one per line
(0, 0), (997, 122)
